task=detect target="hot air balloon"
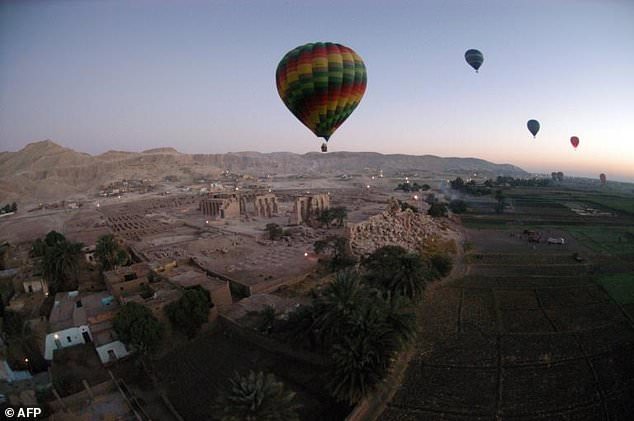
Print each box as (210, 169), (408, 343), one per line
(527, 120), (540, 138)
(570, 136), (579, 149)
(599, 173), (606, 185)
(465, 49), (484, 73)
(276, 42), (367, 152)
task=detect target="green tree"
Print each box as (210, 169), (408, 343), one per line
(430, 254), (453, 278)
(398, 200), (419, 213)
(428, 202), (448, 217)
(448, 199), (467, 214)
(312, 271), (368, 349)
(363, 246), (427, 300)
(312, 236), (356, 271)
(264, 223), (283, 241)
(44, 231), (66, 248)
(30, 238), (47, 258)
(494, 189), (505, 214)
(327, 331), (388, 404)
(214, 370), (301, 421)
(317, 209), (334, 228)
(330, 207), (348, 227)
(10, 202), (17, 212)
(95, 234), (129, 271)
(2, 310), (26, 338)
(114, 302), (163, 354)
(331, 237), (355, 269)
(42, 237), (83, 292)
(277, 304), (315, 349)
(324, 289), (415, 403)
(450, 177), (465, 190)
(278, 270), (417, 404)
(165, 287), (211, 338)
(253, 305), (277, 334)
(313, 239), (328, 255)
(381, 293), (417, 348)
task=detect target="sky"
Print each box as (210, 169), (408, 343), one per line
(1, 0), (633, 181)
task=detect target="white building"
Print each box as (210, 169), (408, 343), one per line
(44, 291), (130, 364)
(44, 326), (91, 360)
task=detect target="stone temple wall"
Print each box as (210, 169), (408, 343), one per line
(290, 194), (330, 225)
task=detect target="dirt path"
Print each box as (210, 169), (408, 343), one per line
(379, 226), (634, 420)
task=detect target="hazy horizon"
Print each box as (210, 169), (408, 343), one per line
(6, 138), (634, 184)
(2, 0), (633, 182)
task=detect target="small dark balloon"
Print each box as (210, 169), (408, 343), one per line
(527, 119), (540, 138)
(465, 49), (484, 72)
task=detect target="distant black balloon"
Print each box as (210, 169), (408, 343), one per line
(465, 49), (484, 72)
(527, 119), (540, 138)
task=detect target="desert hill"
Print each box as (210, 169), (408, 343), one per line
(0, 140), (527, 203)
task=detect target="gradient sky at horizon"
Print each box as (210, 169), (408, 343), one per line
(1, 0), (633, 181)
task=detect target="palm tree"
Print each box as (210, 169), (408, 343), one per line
(364, 246), (427, 300)
(327, 332), (387, 404)
(280, 305), (316, 349)
(387, 253), (426, 299)
(324, 291), (416, 404)
(95, 234), (128, 271)
(256, 305), (277, 334)
(312, 270), (368, 349)
(214, 370), (300, 421)
(378, 292), (417, 349)
(42, 238), (83, 292)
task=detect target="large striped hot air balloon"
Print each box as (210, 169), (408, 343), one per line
(465, 49), (484, 73)
(527, 119), (540, 138)
(570, 136), (579, 149)
(276, 42), (367, 152)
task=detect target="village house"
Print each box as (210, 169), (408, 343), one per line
(22, 273), (48, 295)
(158, 260), (232, 314)
(103, 261), (181, 320)
(44, 291), (129, 364)
(103, 262), (152, 300)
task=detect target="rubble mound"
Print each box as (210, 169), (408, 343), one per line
(346, 200), (447, 256)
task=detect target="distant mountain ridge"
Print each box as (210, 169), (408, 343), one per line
(0, 140), (527, 203)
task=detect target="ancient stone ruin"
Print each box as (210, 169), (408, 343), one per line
(199, 191), (278, 220)
(289, 193), (330, 225)
(346, 199), (442, 256)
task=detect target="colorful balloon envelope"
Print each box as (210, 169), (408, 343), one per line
(527, 119), (540, 138)
(276, 42), (367, 151)
(465, 49), (484, 73)
(570, 136), (579, 149)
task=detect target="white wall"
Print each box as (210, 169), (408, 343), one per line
(44, 325), (91, 360)
(95, 341), (130, 364)
(0, 360), (32, 383)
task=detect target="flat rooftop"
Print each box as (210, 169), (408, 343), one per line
(49, 291), (118, 332)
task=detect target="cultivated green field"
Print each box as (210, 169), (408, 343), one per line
(596, 273), (634, 305)
(564, 225), (634, 255)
